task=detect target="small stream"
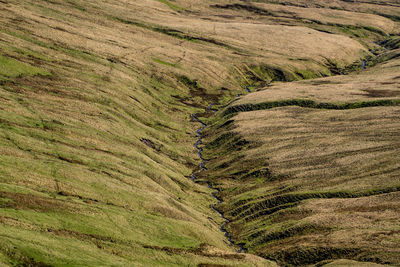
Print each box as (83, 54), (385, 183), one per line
(190, 66), (369, 252)
(191, 114), (207, 176)
(191, 110), (247, 253)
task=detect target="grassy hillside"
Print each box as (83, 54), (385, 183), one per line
(0, 0), (399, 266)
(202, 21), (400, 267)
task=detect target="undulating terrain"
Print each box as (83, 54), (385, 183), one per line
(0, 0), (399, 266)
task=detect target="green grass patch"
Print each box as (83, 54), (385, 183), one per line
(156, 0), (185, 11)
(12, 48), (53, 62)
(151, 57), (177, 67)
(0, 55), (50, 81)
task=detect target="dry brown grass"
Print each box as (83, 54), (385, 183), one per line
(238, 0), (400, 31)
(238, 57), (400, 104)
(205, 104), (400, 264)
(233, 106), (400, 192)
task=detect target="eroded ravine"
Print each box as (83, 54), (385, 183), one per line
(191, 114), (235, 249)
(189, 57), (374, 257)
(191, 107), (247, 253)
(188, 50), (377, 257)
(191, 114), (207, 178)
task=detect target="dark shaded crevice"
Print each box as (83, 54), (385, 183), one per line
(325, 23), (388, 36)
(210, 3), (275, 16)
(374, 12), (400, 22)
(110, 16), (238, 50)
(380, 36), (400, 49)
(224, 98), (400, 115)
(265, 246), (363, 266)
(249, 224), (330, 247)
(227, 186), (400, 220)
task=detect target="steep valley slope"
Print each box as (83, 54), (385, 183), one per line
(0, 0), (399, 266)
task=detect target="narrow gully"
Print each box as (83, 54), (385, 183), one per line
(191, 114), (208, 178)
(191, 110), (247, 253)
(189, 57), (371, 252)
